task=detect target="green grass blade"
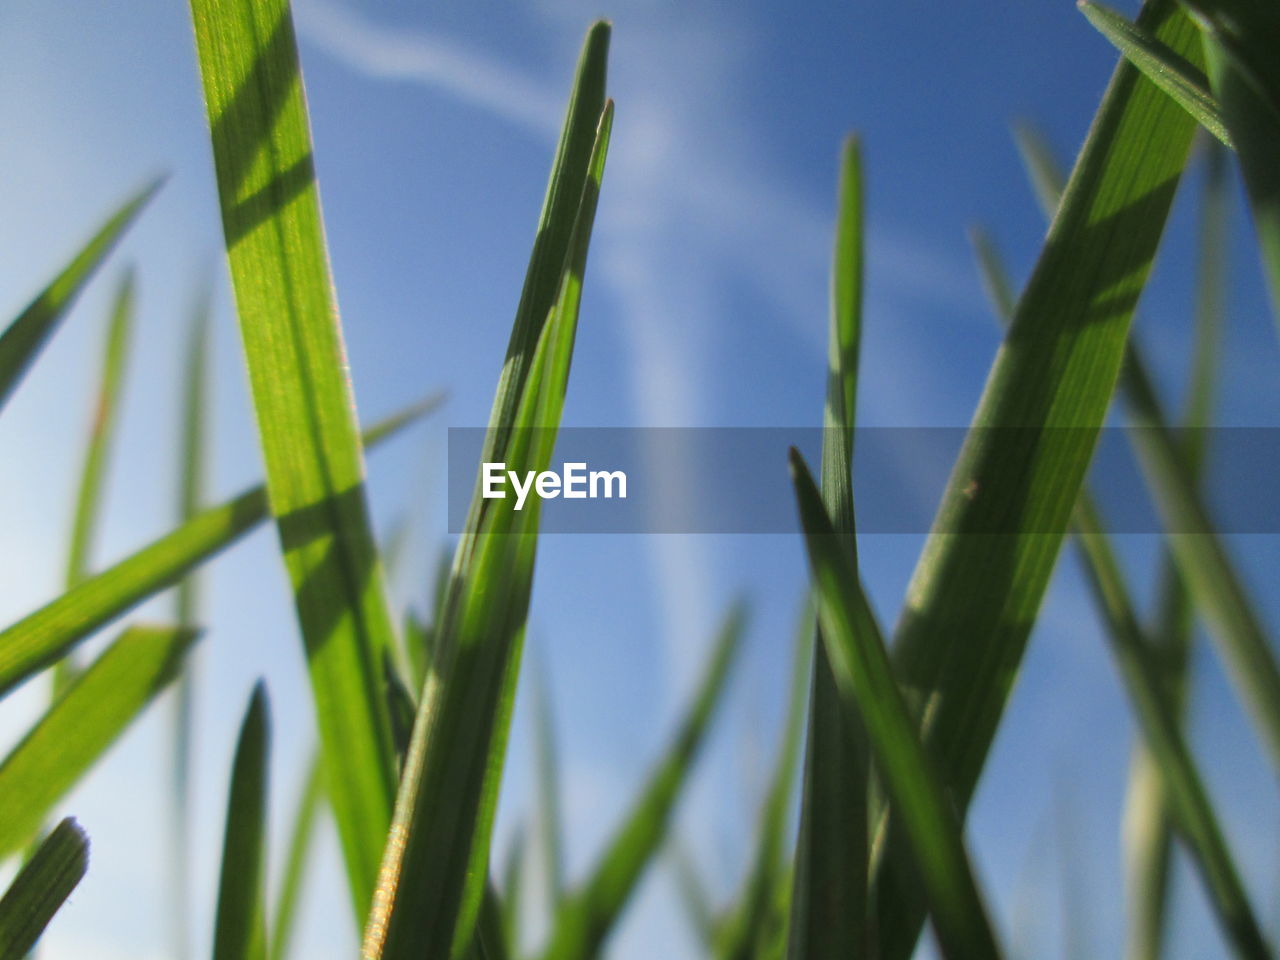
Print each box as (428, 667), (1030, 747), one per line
(0, 180), (159, 414)
(670, 838), (718, 949)
(0, 818), (88, 960)
(717, 604), (811, 960)
(872, 5), (1204, 955)
(1080, 0), (1234, 147)
(213, 682), (270, 960)
(789, 135), (870, 960)
(0, 397), (437, 699)
(269, 750), (322, 960)
(538, 603), (744, 960)
(362, 86), (613, 960)
(533, 661), (566, 910)
(789, 449), (1004, 960)
(1073, 501), (1271, 960)
(475, 881), (511, 960)
(1178, 0), (1280, 318)
(1012, 123), (1067, 223)
(500, 826), (527, 954)
(189, 0), (404, 912)
(0, 625), (197, 857)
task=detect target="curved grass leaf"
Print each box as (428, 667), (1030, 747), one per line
(0, 396), (440, 699)
(0, 625), (197, 857)
(189, 0), (403, 912)
(538, 603), (744, 960)
(363, 87), (614, 960)
(789, 135), (869, 960)
(790, 450), (1003, 960)
(213, 682), (269, 960)
(0, 180), (159, 413)
(1080, 0), (1234, 147)
(269, 750), (322, 960)
(0, 818), (88, 960)
(872, 5), (1205, 955)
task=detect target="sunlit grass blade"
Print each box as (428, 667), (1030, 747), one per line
(170, 280), (211, 960)
(269, 750), (322, 960)
(0, 180), (159, 414)
(790, 134), (869, 960)
(0, 624), (197, 857)
(0, 396), (439, 699)
(789, 449), (1004, 960)
(1073, 501), (1271, 960)
(213, 682), (269, 960)
(1178, 0), (1280, 317)
(363, 84), (613, 958)
(872, 4), (1204, 955)
(538, 604), (744, 960)
(1080, 0), (1233, 147)
(533, 660), (566, 911)
(0, 818), (88, 960)
(716, 603), (811, 960)
(189, 0), (404, 912)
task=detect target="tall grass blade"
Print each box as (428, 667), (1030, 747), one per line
(1080, 0), (1234, 147)
(0, 397), (439, 699)
(538, 604), (744, 960)
(872, 5), (1204, 955)
(269, 750), (322, 960)
(1074, 501), (1271, 959)
(363, 90), (614, 959)
(533, 661), (566, 910)
(0, 818), (88, 960)
(1012, 124), (1067, 223)
(213, 683), (270, 960)
(0, 625), (197, 857)
(789, 135), (869, 960)
(0, 180), (159, 413)
(1178, 0), (1280, 317)
(789, 449), (1004, 960)
(670, 838), (718, 949)
(189, 0), (405, 912)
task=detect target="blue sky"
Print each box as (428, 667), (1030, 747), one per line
(1, 0), (1278, 957)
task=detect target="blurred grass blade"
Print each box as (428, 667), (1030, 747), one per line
(499, 826), (526, 953)
(269, 750), (322, 960)
(0, 396), (439, 699)
(362, 57), (613, 956)
(670, 838), (718, 949)
(1074, 501), (1271, 959)
(1178, 0), (1280, 317)
(790, 135), (869, 960)
(0, 625), (197, 856)
(1080, 0), (1234, 147)
(873, 5), (1204, 955)
(717, 604), (811, 960)
(539, 604), (744, 960)
(0, 180), (159, 413)
(789, 450), (1004, 960)
(475, 882), (511, 960)
(1012, 123), (1067, 222)
(213, 683), (270, 960)
(533, 661), (566, 910)
(190, 0), (403, 912)
(0, 818), (88, 960)
(170, 280), (211, 960)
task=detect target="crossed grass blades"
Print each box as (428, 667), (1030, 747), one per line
(0, 0), (1277, 957)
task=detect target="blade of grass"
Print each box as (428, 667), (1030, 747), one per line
(169, 278), (211, 960)
(0, 818), (88, 960)
(670, 838), (718, 950)
(0, 395), (440, 700)
(789, 449), (1004, 960)
(716, 603), (811, 960)
(1178, 0), (1280, 318)
(872, 5), (1205, 955)
(0, 624), (198, 857)
(1012, 123), (1067, 223)
(269, 750), (322, 960)
(213, 682), (270, 960)
(500, 826), (526, 954)
(1080, 0), (1234, 147)
(538, 603), (744, 960)
(0, 179), (159, 413)
(789, 134), (870, 960)
(189, 0), (403, 912)
(362, 84), (613, 960)
(1074, 500), (1271, 960)
(533, 658), (566, 912)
